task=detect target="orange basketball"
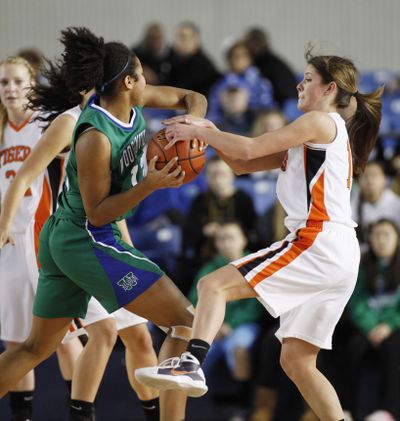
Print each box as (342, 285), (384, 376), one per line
(146, 128), (206, 184)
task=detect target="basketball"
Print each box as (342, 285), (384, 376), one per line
(146, 128), (206, 184)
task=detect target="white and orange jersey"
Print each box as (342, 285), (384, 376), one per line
(0, 113), (51, 235)
(56, 105), (81, 184)
(276, 112), (356, 232)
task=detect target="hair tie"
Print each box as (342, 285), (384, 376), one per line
(352, 90), (358, 97)
(99, 57), (131, 94)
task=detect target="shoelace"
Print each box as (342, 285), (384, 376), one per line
(180, 352), (200, 365)
(158, 357), (181, 369)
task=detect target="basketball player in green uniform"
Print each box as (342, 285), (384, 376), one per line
(0, 27), (207, 421)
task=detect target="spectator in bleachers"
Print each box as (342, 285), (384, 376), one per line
(176, 155), (260, 294)
(211, 81), (255, 136)
(188, 221), (263, 410)
(165, 21), (220, 96)
(131, 22), (172, 85)
(390, 154), (400, 196)
(17, 47), (46, 84)
(248, 109), (289, 245)
(250, 108), (287, 179)
(243, 27), (298, 107)
(207, 41), (275, 125)
(351, 161), (400, 247)
(347, 219), (400, 421)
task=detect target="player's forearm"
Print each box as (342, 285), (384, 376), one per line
(192, 126), (254, 160)
(86, 179), (156, 227)
(0, 177), (31, 231)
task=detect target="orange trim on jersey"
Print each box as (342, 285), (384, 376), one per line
(307, 170), (329, 223)
(33, 177), (52, 266)
(346, 140), (352, 189)
(248, 226), (321, 288)
(7, 115), (33, 132)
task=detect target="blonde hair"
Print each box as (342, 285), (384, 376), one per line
(0, 56), (36, 145)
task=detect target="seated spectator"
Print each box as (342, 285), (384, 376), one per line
(214, 81), (255, 136)
(347, 219), (400, 421)
(249, 108), (288, 180)
(131, 22), (172, 85)
(165, 21), (221, 96)
(17, 47), (45, 83)
(175, 155), (260, 294)
(243, 27), (298, 107)
(188, 221), (264, 408)
(390, 154), (400, 196)
(207, 41), (275, 124)
(351, 161), (400, 247)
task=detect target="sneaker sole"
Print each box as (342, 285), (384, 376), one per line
(135, 371), (208, 398)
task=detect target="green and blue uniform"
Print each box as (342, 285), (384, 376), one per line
(34, 95), (164, 318)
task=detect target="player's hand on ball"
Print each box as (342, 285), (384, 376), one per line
(144, 156), (185, 190)
(163, 114), (218, 130)
(0, 226), (15, 248)
(165, 123), (193, 150)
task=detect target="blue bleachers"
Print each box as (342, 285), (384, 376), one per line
(128, 224), (182, 274)
(235, 176), (277, 216)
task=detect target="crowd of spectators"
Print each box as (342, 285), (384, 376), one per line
(5, 21), (400, 421)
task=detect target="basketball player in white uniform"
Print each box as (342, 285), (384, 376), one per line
(0, 91), (160, 420)
(0, 56), (85, 421)
(136, 51), (383, 421)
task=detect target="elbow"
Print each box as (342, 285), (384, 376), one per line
(233, 166), (247, 176)
(241, 144), (255, 161)
(86, 211), (109, 227)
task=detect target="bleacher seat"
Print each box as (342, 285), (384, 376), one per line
(128, 224), (182, 274)
(359, 70), (395, 93)
(235, 176), (277, 216)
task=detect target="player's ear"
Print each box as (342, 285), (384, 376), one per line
(124, 75), (134, 90)
(325, 81), (337, 95)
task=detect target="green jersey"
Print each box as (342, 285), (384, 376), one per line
(57, 94), (148, 222)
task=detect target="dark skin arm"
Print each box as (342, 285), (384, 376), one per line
(76, 131), (183, 226)
(142, 85), (207, 118)
(77, 84), (207, 226)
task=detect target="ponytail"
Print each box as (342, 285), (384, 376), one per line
(305, 48), (383, 175)
(60, 27), (105, 95)
(29, 59), (82, 128)
(61, 26), (136, 98)
(347, 87), (383, 174)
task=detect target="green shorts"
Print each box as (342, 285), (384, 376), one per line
(33, 215), (164, 318)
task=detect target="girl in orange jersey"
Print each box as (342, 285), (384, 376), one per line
(136, 49), (383, 421)
(0, 56), (86, 421)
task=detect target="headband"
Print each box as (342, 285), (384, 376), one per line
(99, 57), (131, 93)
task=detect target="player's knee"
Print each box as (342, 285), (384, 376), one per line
(86, 317), (117, 349)
(20, 339), (53, 362)
(197, 273), (221, 297)
(280, 349), (306, 382)
(121, 324), (154, 352)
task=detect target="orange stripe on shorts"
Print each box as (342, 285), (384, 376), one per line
(248, 226), (321, 288)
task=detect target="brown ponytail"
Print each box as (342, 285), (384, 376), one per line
(347, 88), (383, 174)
